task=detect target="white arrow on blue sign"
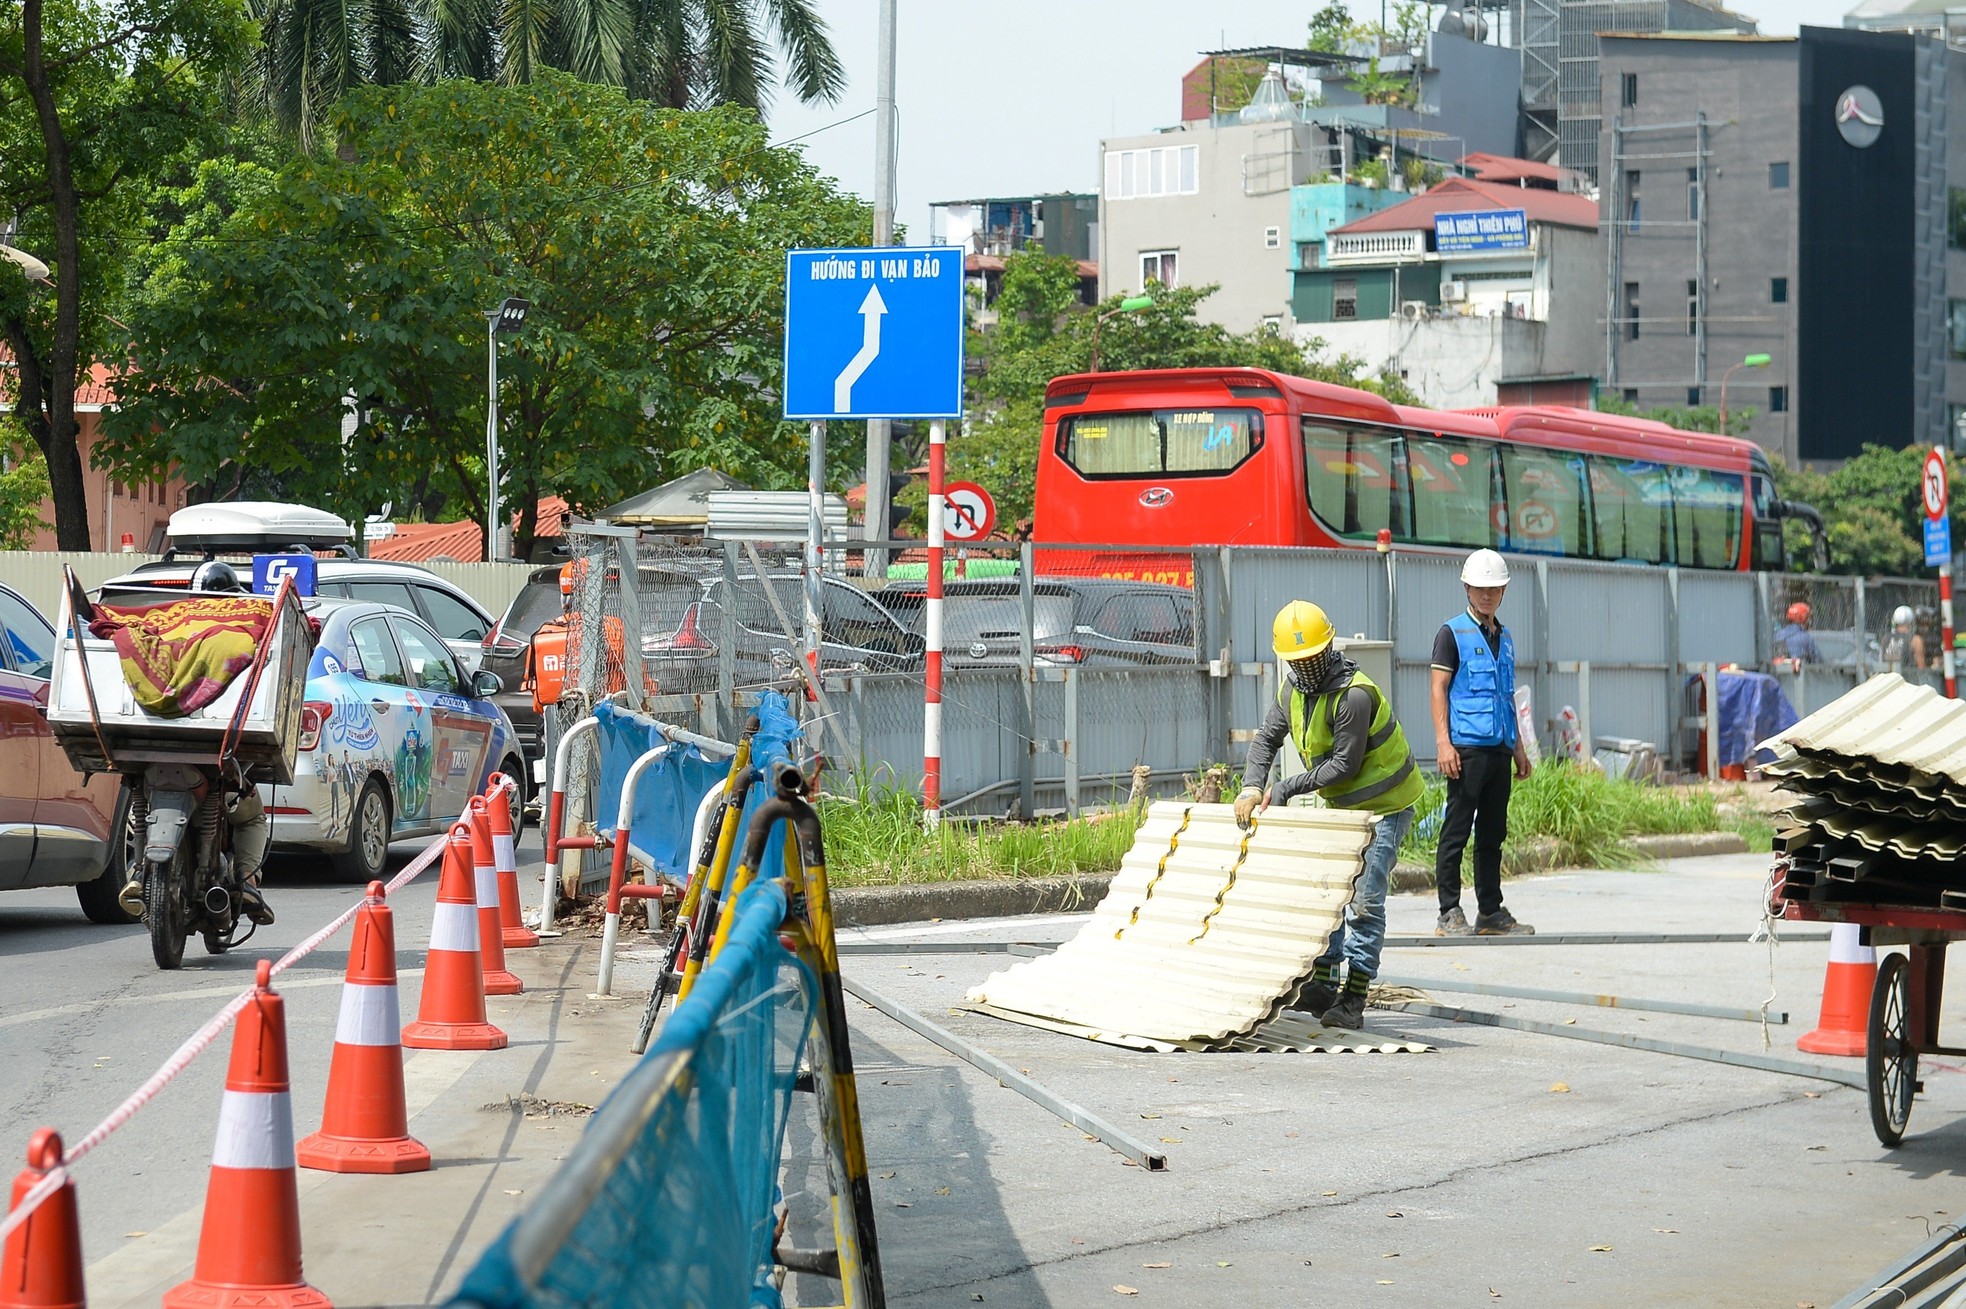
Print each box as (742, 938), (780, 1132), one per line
(783, 246), (965, 420)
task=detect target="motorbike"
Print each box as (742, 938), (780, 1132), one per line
(122, 760), (274, 969)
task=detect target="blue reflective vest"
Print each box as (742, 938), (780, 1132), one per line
(1447, 611), (1516, 749)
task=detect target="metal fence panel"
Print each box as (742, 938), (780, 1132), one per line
(1678, 570), (1761, 666)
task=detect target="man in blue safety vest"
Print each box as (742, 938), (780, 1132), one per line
(1235, 600), (1425, 1029)
(1431, 549), (1535, 937)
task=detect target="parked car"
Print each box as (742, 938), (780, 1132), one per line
(266, 599), (524, 880)
(105, 502), (498, 673)
(688, 573), (925, 676)
(0, 580), (136, 923)
(880, 577), (1198, 667)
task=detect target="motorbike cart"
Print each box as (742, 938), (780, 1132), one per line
(46, 569), (311, 968)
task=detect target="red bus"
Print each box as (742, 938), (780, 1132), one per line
(1033, 367), (1824, 579)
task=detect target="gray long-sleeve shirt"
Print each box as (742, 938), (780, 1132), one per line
(1242, 657), (1374, 804)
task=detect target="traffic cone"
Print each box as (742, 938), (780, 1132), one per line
(484, 774), (537, 949)
(467, 799), (522, 996)
(1, 1128), (84, 1309)
(1797, 921), (1876, 1057)
(297, 882), (430, 1175)
(401, 824), (507, 1052)
(164, 960), (330, 1308)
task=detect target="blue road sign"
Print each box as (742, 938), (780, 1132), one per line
(1927, 516), (1953, 568)
(252, 552), (317, 597)
(783, 246), (965, 420)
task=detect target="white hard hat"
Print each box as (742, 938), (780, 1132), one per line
(1461, 549), (1511, 588)
(1894, 605), (1916, 627)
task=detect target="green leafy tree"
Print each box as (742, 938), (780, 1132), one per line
(906, 250), (1416, 531)
(0, 429), (52, 549)
(248, 0), (844, 149)
(1769, 443), (1966, 577)
(1307, 3), (1353, 54)
(0, 0), (250, 549)
(102, 73), (868, 559)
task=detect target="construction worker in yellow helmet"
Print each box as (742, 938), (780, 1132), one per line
(1235, 600), (1424, 1030)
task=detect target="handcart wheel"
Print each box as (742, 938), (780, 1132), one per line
(1867, 952), (1918, 1148)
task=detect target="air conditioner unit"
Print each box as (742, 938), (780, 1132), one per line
(1400, 300), (1429, 322)
(1440, 279), (1468, 303)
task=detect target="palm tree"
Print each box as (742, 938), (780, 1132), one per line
(247, 0), (843, 147)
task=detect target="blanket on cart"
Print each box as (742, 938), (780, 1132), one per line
(88, 596), (274, 717)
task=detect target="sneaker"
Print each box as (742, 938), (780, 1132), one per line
(1475, 907), (1534, 936)
(117, 879), (146, 919)
(237, 883), (276, 927)
(1288, 979), (1339, 1015)
(1436, 905), (1473, 936)
(1321, 991), (1367, 1030)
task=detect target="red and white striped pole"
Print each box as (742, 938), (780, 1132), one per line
(924, 416), (946, 830)
(1943, 563), (1956, 699)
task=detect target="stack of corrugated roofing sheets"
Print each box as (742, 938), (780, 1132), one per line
(963, 801), (1429, 1053)
(1760, 674), (1966, 909)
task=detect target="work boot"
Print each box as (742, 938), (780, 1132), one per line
(1288, 978), (1339, 1016)
(1436, 905), (1473, 936)
(237, 882), (276, 927)
(1475, 907), (1534, 936)
(1321, 991), (1367, 1030)
(118, 878), (146, 919)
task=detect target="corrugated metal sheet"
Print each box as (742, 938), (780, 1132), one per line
(706, 492), (849, 542)
(1760, 672), (1966, 785)
(963, 801), (1374, 1048)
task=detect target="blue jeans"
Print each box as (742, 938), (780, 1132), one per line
(1315, 805), (1415, 982)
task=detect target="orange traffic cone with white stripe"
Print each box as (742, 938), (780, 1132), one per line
(468, 799), (522, 996)
(484, 775), (537, 949)
(401, 824), (507, 1052)
(1797, 921), (1875, 1057)
(164, 960), (330, 1308)
(1, 1128), (85, 1309)
(297, 882), (430, 1175)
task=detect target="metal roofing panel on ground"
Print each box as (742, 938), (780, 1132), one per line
(963, 801), (1372, 1047)
(1759, 673), (1966, 787)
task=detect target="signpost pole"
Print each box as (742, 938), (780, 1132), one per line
(924, 417), (946, 830)
(807, 420), (825, 673)
(1927, 446), (1955, 698)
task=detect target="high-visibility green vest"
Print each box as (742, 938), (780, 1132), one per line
(1283, 669), (1424, 815)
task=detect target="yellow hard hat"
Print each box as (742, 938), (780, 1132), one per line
(1272, 601), (1334, 659)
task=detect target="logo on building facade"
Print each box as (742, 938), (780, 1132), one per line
(1835, 85), (1883, 149)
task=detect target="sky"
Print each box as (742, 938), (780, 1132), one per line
(765, 0), (1864, 243)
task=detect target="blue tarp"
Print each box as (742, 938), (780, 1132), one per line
(590, 696), (803, 884)
(1694, 670), (1799, 768)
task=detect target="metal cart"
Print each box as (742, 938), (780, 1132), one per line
(1783, 900), (1964, 1147)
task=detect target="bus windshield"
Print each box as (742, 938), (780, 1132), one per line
(1058, 408), (1263, 478)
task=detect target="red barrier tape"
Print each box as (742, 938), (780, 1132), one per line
(0, 780), (513, 1248)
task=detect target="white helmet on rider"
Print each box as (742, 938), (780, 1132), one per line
(1894, 605), (1916, 628)
(1461, 549), (1511, 588)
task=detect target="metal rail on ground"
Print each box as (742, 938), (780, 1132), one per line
(1381, 975), (1789, 1024)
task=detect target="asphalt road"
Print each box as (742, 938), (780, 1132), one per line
(12, 842), (1966, 1308)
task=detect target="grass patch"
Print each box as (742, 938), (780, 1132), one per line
(1401, 761), (1723, 874)
(818, 781), (1142, 887)
(1723, 812), (1776, 854)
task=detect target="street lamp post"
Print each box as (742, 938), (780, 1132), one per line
(484, 297), (530, 562)
(1717, 352), (1771, 433)
(1088, 295), (1155, 373)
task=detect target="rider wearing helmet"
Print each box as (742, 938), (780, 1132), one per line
(1773, 600), (1821, 665)
(1234, 600), (1424, 1030)
(1883, 604), (1928, 671)
(1430, 550), (1535, 938)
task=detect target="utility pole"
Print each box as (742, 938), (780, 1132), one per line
(865, 0), (898, 575)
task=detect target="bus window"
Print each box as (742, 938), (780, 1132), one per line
(1408, 434), (1497, 549)
(1672, 467), (1744, 569)
(1302, 422), (1409, 539)
(1498, 447), (1589, 558)
(1589, 456), (1673, 565)
(1057, 409), (1263, 478)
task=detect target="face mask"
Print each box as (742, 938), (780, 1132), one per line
(1287, 650), (1330, 693)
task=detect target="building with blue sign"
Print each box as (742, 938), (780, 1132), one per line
(1288, 167), (1603, 409)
